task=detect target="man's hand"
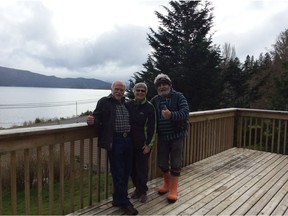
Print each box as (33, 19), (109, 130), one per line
(86, 112), (95, 125)
(161, 105), (171, 119)
(142, 145), (151, 154)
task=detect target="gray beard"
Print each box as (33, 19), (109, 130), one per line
(158, 88), (170, 97)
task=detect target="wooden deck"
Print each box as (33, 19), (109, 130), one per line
(69, 148), (288, 215)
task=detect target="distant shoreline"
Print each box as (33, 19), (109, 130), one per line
(0, 66), (112, 89)
(2, 116), (88, 130)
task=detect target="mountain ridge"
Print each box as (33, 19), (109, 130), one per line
(0, 66), (111, 89)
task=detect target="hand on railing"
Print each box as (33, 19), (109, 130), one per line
(86, 111), (95, 125)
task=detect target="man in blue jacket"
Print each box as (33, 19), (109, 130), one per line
(150, 73), (189, 203)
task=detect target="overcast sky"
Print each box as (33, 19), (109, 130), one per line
(0, 0), (287, 83)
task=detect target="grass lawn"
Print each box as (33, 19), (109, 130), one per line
(2, 174), (114, 215)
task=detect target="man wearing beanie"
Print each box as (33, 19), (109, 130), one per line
(150, 73), (189, 203)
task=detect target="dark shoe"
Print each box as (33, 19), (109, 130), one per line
(121, 205), (138, 215)
(130, 190), (140, 199)
(112, 201), (120, 207)
(112, 201), (133, 207)
(138, 194), (147, 203)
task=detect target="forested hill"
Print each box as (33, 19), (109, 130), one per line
(0, 66), (111, 89)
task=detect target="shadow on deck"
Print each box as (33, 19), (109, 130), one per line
(69, 148), (288, 215)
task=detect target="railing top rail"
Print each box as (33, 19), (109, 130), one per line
(236, 108), (288, 120)
(189, 108), (237, 116)
(188, 108), (237, 122)
(236, 108), (288, 115)
(0, 123), (88, 137)
(0, 123), (95, 153)
(189, 108), (288, 116)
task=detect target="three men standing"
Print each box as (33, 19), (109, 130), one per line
(87, 73), (189, 214)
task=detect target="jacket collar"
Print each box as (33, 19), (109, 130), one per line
(107, 93), (126, 103)
(133, 97), (147, 105)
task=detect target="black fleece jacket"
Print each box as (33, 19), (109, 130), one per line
(126, 98), (157, 149)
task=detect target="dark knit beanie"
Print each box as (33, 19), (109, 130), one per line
(155, 77), (171, 87)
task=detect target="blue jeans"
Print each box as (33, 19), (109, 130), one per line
(108, 136), (133, 206)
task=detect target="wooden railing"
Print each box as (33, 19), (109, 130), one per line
(236, 108), (288, 154)
(1, 108), (288, 215)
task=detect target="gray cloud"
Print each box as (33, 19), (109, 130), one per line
(1, 0), (288, 82)
(0, 2), (56, 50)
(37, 25), (150, 69)
(213, 2), (288, 61)
(0, 1), (151, 82)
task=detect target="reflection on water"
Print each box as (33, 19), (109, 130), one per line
(0, 87), (110, 128)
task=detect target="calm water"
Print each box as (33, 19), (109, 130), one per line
(0, 87), (111, 128)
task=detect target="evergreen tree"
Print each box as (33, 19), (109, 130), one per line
(246, 52), (273, 109)
(271, 28), (288, 61)
(273, 62), (288, 110)
(271, 29), (288, 110)
(129, 0), (222, 111)
(127, 55), (158, 99)
(219, 57), (250, 108)
(243, 55), (254, 74)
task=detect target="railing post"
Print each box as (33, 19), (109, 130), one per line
(10, 151), (17, 215)
(24, 149), (30, 215)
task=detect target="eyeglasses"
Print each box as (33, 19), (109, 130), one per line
(136, 89), (146, 93)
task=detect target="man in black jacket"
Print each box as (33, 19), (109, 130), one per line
(87, 80), (138, 215)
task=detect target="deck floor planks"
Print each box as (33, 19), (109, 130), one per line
(133, 148), (246, 215)
(271, 185), (288, 215)
(245, 158), (288, 215)
(133, 148), (254, 215)
(182, 150), (277, 215)
(206, 153), (287, 215)
(70, 147), (236, 215)
(156, 149), (267, 215)
(68, 148), (288, 215)
(118, 149), (234, 215)
(225, 154), (288, 215)
(258, 172), (288, 215)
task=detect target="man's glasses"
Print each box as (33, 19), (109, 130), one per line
(136, 89), (146, 93)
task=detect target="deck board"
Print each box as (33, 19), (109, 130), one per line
(68, 148), (288, 215)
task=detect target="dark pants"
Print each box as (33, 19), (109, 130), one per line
(131, 148), (150, 195)
(108, 136), (133, 207)
(157, 137), (184, 176)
